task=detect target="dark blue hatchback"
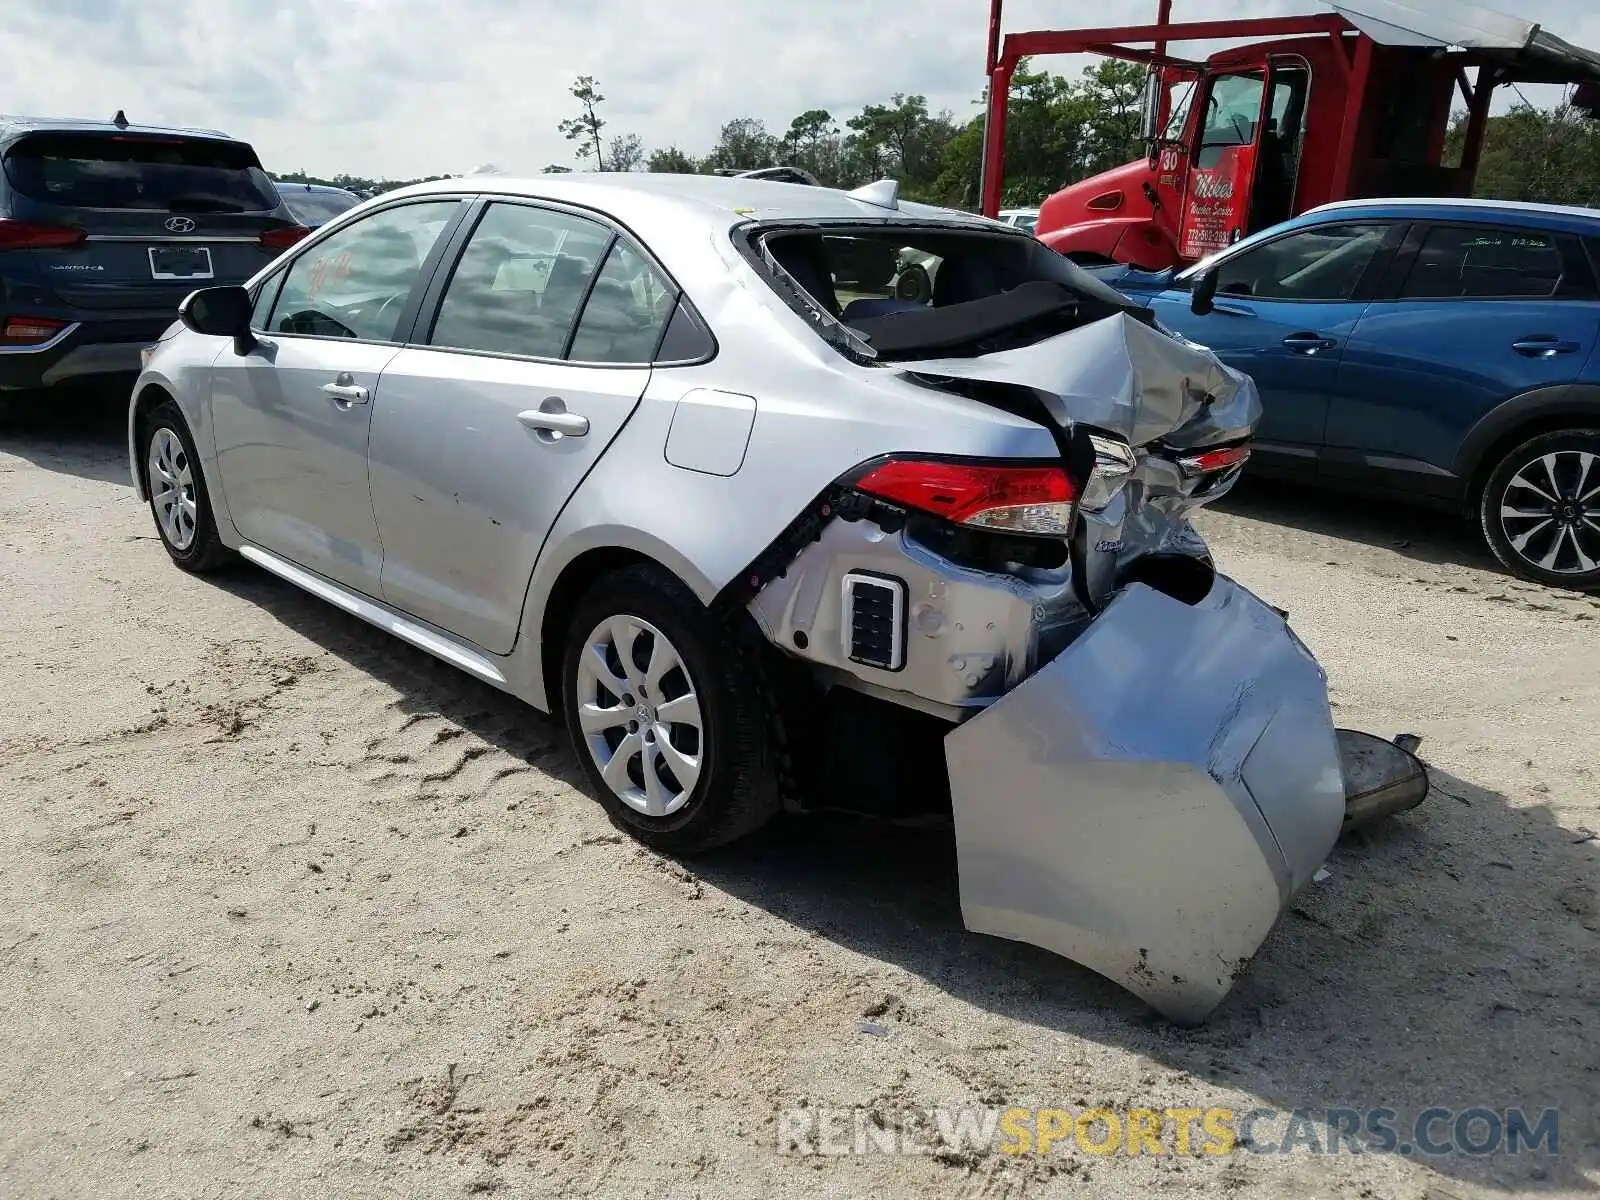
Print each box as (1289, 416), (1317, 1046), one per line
(1102, 198), (1600, 591)
(0, 114), (307, 397)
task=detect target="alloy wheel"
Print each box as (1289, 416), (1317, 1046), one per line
(148, 426), (198, 551)
(574, 614), (705, 818)
(1498, 449), (1600, 576)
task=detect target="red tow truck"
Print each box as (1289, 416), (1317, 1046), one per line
(979, 0), (1600, 269)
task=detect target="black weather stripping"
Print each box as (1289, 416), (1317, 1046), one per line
(849, 281), (1078, 357)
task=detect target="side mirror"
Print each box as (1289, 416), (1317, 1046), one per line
(1190, 268), (1218, 316)
(178, 284), (256, 355)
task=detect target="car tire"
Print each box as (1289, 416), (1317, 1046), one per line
(1478, 427), (1600, 592)
(894, 263), (932, 304)
(560, 564), (781, 853)
(140, 400), (231, 573)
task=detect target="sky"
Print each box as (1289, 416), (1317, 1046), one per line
(4, 0), (1599, 180)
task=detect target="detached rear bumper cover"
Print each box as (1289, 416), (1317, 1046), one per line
(946, 576), (1345, 1025)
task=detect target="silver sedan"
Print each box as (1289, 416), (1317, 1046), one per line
(127, 172), (1413, 1023)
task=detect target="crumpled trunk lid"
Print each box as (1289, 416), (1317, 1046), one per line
(894, 313), (1261, 608)
(892, 310), (1257, 450)
(892, 315), (1346, 1022)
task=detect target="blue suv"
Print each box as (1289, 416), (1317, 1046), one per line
(1103, 199), (1600, 591)
(0, 113), (307, 399)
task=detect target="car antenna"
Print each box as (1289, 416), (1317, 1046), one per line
(112, 109), (129, 128)
(847, 179), (900, 210)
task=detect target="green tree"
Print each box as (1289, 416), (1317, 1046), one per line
(558, 75), (609, 170)
(996, 63), (1094, 206)
(1077, 60), (1147, 176)
(648, 146), (700, 173)
(1448, 104), (1600, 206)
(931, 114), (987, 209)
(608, 133), (645, 173)
(846, 94), (957, 196)
(781, 109), (845, 185)
(703, 117), (780, 172)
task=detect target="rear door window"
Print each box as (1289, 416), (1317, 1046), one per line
(426, 202), (613, 359)
(1399, 224), (1594, 299)
(2, 133), (278, 213)
(567, 240), (678, 363)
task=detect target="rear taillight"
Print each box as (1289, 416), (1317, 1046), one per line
(1, 316), (69, 345)
(853, 458), (1079, 537)
(1177, 442), (1251, 476)
(260, 226), (311, 250)
(0, 219), (87, 250)
(1081, 433), (1137, 512)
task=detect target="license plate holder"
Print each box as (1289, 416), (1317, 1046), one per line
(148, 245), (214, 281)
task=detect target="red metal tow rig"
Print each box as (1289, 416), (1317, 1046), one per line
(979, 0), (1600, 269)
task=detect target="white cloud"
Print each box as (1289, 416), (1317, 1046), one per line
(4, 0), (1598, 179)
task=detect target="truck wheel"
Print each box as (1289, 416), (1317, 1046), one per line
(1478, 428), (1600, 591)
(560, 564), (781, 853)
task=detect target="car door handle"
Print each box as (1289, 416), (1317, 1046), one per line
(321, 373), (370, 406)
(518, 398), (589, 438)
(1511, 336), (1581, 357)
(1282, 332), (1337, 354)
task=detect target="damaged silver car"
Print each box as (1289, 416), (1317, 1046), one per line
(128, 172), (1426, 1023)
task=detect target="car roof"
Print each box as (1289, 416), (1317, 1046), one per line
(0, 114), (239, 143)
(272, 179), (359, 197)
(382, 171), (1006, 235)
(1302, 196), (1600, 233)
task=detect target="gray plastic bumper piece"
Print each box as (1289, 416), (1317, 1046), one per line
(944, 576), (1346, 1025)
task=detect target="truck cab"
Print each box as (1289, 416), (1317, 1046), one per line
(981, 2), (1600, 271)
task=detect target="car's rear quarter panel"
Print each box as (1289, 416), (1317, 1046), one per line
(514, 248), (1059, 710)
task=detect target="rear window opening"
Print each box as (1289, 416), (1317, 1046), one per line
(745, 224), (1150, 362)
(2, 133), (278, 213)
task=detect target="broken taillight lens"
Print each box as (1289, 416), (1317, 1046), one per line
(853, 458), (1078, 537)
(1080, 433), (1137, 512)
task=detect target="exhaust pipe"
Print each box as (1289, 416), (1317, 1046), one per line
(1337, 729), (1430, 831)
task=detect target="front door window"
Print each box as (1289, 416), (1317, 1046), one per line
(1196, 74), (1265, 170)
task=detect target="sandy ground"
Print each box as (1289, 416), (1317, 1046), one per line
(1, 392), (1596, 1200)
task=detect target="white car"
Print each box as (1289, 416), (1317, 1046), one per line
(997, 206), (1041, 232)
(128, 172), (1423, 1023)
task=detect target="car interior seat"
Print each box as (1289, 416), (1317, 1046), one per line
(841, 297), (924, 322)
(932, 251), (1005, 307)
(767, 235), (841, 317)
